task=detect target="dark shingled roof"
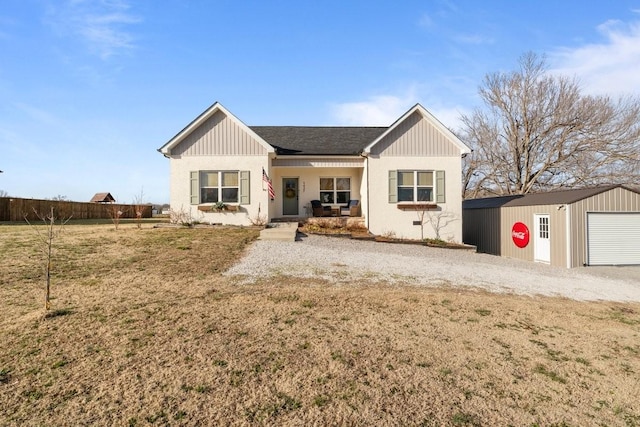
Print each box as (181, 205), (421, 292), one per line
(463, 185), (639, 209)
(462, 195), (524, 209)
(250, 126), (387, 155)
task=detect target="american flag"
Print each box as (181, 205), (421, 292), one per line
(262, 167), (275, 200)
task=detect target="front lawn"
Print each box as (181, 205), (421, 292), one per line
(1, 223), (638, 425)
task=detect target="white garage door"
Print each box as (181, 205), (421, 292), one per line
(587, 212), (640, 265)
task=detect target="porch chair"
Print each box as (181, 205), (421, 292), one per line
(340, 200), (360, 217)
(310, 200), (332, 217)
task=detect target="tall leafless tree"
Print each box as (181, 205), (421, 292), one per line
(25, 207), (71, 311)
(132, 188), (146, 229)
(107, 201), (124, 230)
(461, 52), (640, 197)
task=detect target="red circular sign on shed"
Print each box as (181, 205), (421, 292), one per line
(511, 222), (530, 248)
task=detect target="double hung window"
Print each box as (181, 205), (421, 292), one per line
(397, 171), (434, 202)
(389, 170), (445, 204)
(200, 171), (239, 203)
(191, 170), (249, 205)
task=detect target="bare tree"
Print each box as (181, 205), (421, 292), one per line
(415, 206), (432, 241)
(461, 52), (640, 197)
(416, 208), (457, 241)
(107, 198), (124, 230)
(132, 188), (146, 229)
(25, 207), (71, 312)
(168, 206), (201, 227)
(0, 190), (8, 197)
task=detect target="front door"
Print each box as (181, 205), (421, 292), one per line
(534, 214), (551, 263)
(282, 178), (299, 215)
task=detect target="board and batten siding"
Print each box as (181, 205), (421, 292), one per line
(568, 186), (640, 267)
(369, 111), (460, 157)
(172, 110), (268, 157)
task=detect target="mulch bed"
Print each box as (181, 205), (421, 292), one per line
(299, 227), (476, 250)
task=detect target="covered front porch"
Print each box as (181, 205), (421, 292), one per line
(269, 156), (367, 222)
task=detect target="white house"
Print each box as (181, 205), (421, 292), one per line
(158, 102), (470, 241)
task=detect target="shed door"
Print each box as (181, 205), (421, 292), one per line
(534, 214), (551, 264)
(587, 213), (640, 265)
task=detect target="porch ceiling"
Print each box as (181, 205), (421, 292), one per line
(272, 157), (365, 168)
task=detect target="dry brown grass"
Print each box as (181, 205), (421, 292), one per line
(1, 223), (639, 426)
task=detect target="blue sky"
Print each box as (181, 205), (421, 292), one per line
(1, 0), (639, 204)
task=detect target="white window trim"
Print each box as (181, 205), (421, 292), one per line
(397, 170), (434, 203)
(319, 176), (351, 204)
(201, 170), (240, 204)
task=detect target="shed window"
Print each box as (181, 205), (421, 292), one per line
(539, 216), (549, 239)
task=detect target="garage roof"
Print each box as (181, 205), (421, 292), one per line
(463, 185), (639, 209)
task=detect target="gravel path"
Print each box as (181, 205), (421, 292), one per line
(225, 234), (640, 302)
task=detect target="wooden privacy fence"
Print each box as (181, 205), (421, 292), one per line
(0, 197), (152, 222)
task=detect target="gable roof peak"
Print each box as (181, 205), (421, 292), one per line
(362, 103), (470, 155)
(158, 102), (274, 155)
(90, 192), (115, 203)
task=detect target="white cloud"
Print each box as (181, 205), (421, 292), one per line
(427, 105), (468, 131)
(550, 19), (640, 97)
(330, 93), (420, 126)
(329, 88), (468, 130)
(46, 0), (141, 59)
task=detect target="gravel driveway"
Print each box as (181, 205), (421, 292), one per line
(226, 234), (640, 303)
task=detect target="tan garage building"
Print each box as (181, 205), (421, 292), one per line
(463, 185), (640, 268)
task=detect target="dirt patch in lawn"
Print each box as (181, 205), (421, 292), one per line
(1, 223), (639, 426)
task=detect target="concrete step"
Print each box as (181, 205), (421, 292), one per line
(258, 222), (298, 241)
